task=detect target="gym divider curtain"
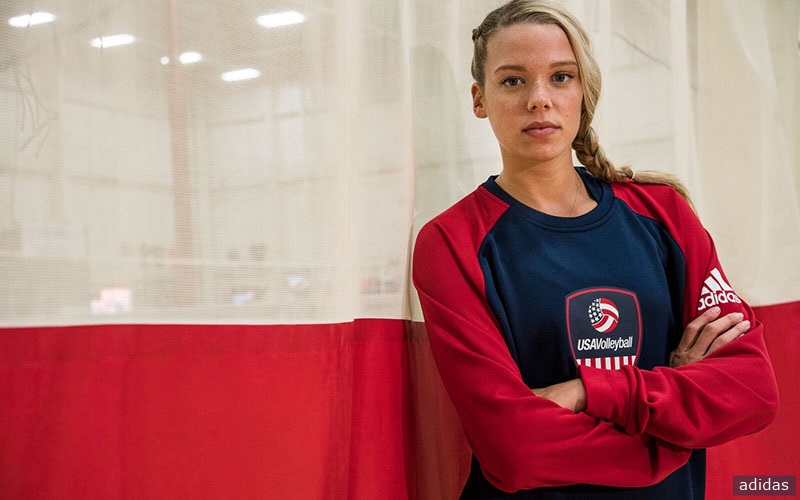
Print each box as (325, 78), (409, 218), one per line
(1, 0), (798, 498)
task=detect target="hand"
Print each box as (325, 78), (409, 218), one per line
(533, 378), (586, 413)
(669, 306), (750, 368)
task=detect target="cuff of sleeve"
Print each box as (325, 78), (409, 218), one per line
(579, 364), (632, 427)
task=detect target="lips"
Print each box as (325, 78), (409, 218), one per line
(523, 121), (559, 137)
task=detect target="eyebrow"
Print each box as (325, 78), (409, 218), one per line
(493, 61), (578, 73)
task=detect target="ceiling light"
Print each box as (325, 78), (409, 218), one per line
(90, 34), (135, 49)
(8, 12), (55, 27)
(179, 52), (202, 65)
(257, 11), (305, 28)
(221, 68), (260, 82)
(160, 56), (170, 65)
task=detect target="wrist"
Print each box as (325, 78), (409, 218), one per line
(573, 378), (587, 412)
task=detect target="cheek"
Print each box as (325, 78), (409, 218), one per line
(564, 94), (583, 127)
(488, 99), (522, 129)
(492, 96), (522, 116)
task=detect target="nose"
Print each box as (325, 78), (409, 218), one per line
(527, 85), (550, 111)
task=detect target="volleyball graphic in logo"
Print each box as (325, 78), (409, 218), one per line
(588, 297), (619, 333)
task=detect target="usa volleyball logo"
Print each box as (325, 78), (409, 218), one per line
(588, 298), (619, 333)
(566, 288), (641, 370)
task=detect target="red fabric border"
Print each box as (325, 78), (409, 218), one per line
(0, 319), (468, 500)
(1, 301), (795, 499)
(706, 301), (800, 499)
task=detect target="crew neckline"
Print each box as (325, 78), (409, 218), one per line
(483, 167), (615, 231)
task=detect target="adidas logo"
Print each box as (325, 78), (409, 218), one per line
(697, 268), (741, 311)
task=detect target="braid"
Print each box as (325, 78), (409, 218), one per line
(573, 126), (623, 182)
(573, 126), (695, 208)
(572, 126), (695, 209)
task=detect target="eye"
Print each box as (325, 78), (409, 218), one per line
(501, 76), (523, 87)
(553, 73), (574, 83)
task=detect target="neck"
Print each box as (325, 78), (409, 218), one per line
(496, 163), (594, 217)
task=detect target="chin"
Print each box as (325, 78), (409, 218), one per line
(524, 149), (571, 165)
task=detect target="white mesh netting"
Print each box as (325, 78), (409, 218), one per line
(1, 0), (798, 326)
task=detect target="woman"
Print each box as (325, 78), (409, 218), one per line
(411, 1), (779, 498)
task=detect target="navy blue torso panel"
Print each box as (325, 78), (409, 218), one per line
(460, 170), (705, 499)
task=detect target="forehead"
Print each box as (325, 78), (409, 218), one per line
(485, 23), (576, 68)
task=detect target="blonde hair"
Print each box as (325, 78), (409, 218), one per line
(471, 0), (692, 204)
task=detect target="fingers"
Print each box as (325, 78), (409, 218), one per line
(694, 312), (748, 356)
(670, 310), (751, 367)
(677, 306), (722, 351)
(705, 319), (750, 356)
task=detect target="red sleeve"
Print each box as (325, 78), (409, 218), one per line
(412, 191), (691, 493)
(580, 183), (779, 449)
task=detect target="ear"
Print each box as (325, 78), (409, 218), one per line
(471, 83), (487, 118)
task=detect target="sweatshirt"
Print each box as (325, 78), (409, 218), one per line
(412, 169), (778, 499)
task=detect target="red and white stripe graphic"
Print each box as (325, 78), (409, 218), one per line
(576, 356), (636, 370)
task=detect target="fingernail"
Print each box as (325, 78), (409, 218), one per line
(709, 306), (721, 314)
(739, 320), (751, 330)
(734, 312), (745, 321)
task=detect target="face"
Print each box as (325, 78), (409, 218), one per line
(472, 23), (583, 172)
